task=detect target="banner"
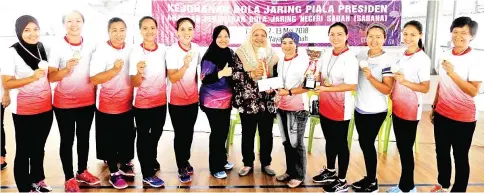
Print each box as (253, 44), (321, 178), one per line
(153, 0), (402, 47)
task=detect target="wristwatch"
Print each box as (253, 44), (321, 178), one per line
(288, 89), (292, 96)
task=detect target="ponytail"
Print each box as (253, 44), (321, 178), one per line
(418, 39), (425, 51)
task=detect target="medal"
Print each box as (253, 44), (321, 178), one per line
(72, 51), (81, 60)
(359, 60), (368, 69)
(323, 78), (332, 87)
(38, 60), (49, 70)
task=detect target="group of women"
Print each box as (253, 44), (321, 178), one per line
(0, 9), (480, 193)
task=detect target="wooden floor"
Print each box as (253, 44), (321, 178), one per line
(1, 111), (483, 192)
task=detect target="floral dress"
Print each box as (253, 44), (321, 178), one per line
(231, 54), (277, 114)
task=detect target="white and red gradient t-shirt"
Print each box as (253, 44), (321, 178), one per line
(277, 54), (310, 111)
(166, 42), (200, 106)
(318, 48), (358, 121)
(435, 48), (482, 122)
(1, 48), (52, 115)
(90, 42), (133, 114)
(48, 36), (96, 109)
(129, 43), (167, 109)
(391, 49), (430, 121)
(355, 50), (394, 113)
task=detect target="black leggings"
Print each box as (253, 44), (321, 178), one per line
(95, 110), (135, 173)
(354, 111), (387, 181)
(134, 105), (166, 177)
(239, 111), (275, 167)
(1, 104), (5, 157)
(169, 103), (198, 171)
(319, 114), (350, 179)
(434, 112), (476, 192)
(12, 110), (53, 192)
(203, 106), (231, 174)
(392, 114), (419, 192)
(54, 105), (95, 181)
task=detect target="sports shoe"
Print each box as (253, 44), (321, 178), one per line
(186, 163), (194, 174)
(352, 176), (371, 189)
(324, 178), (349, 192)
(76, 170), (101, 185)
(178, 169), (192, 183)
(387, 185), (416, 193)
(212, 171), (228, 179)
(355, 178), (379, 193)
(64, 178), (80, 192)
(32, 180), (52, 192)
(313, 167), (337, 183)
(120, 164), (135, 177)
(143, 176), (164, 188)
(387, 185), (403, 193)
(430, 185), (448, 192)
(109, 172), (128, 189)
(224, 162), (234, 170)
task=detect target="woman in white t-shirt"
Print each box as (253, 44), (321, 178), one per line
(89, 17), (134, 190)
(129, 16), (166, 188)
(1, 15), (53, 192)
(0, 67), (9, 170)
(274, 32), (310, 188)
(387, 20), (430, 193)
(312, 22), (358, 192)
(352, 24), (395, 192)
(165, 17), (200, 183)
(47, 10), (100, 192)
(430, 16), (481, 193)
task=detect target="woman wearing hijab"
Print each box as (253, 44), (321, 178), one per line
(232, 22), (278, 176)
(1, 15), (53, 192)
(274, 32), (310, 188)
(200, 25), (235, 179)
(47, 10), (100, 192)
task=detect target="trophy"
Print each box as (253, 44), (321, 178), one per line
(304, 44), (322, 89)
(258, 47), (267, 79)
(303, 60), (317, 89)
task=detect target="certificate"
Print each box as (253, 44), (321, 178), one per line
(257, 77), (283, 92)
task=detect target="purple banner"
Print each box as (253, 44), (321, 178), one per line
(153, 0), (402, 47)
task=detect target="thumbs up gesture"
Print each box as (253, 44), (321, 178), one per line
(218, 63), (232, 78)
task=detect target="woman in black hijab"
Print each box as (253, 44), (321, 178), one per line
(0, 15), (53, 192)
(199, 25), (235, 179)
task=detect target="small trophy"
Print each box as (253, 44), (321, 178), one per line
(304, 44), (322, 89)
(303, 60), (317, 89)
